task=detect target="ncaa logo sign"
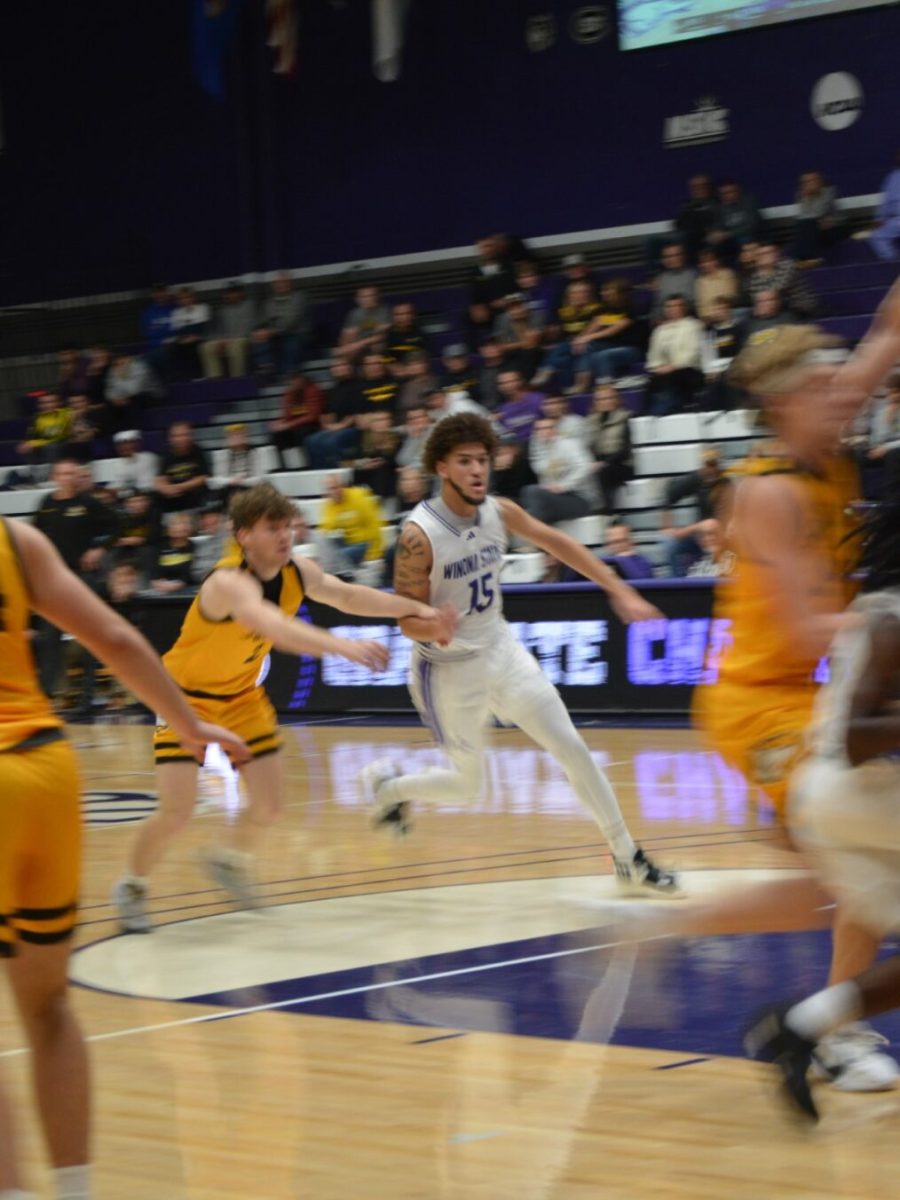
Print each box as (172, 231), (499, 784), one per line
(811, 73), (863, 131)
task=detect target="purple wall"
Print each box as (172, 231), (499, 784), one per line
(1, 0), (897, 306)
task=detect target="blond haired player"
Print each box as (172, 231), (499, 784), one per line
(0, 518), (248, 1200)
(114, 483), (455, 932)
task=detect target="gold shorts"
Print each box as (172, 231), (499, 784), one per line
(0, 736), (81, 957)
(153, 686), (281, 765)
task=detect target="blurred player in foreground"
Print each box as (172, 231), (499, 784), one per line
(0, 518), (248, 1200)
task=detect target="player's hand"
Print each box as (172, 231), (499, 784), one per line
(341, 638), (390, 672)
(430, 603), (459, 647)
(610, 589), (662, 625)
(182, 721), (251, 765)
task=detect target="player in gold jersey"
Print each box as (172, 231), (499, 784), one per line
(114, 482), (456, 933)
(0, 518), (248, 1200)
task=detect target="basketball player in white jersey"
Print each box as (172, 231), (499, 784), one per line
(746, 493), (900, 1119)
(361, 413), (679, 895)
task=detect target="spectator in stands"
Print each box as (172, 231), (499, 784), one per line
(540, 394), (584, 440)
(737, 289), (795, 351)
(734, 240), (760, 308)
(141, 285), (175, 375)
(56, 347), (89, 403)
(468, 235), (515, 342)
(651, 244), (698, 323)
(319, 474), (384, 580)
(108, 430), (158, 494)
(396, 405), (432, 471)
(586, 278), (641, 382)
(478, 339), (505, 411)
(553, 253), (596, 307)
(644, 296), (705, 415)
(426, 385), (490, 422)
(584, 384), (633, 515)
(150, 511), (196, 594)
(383, 301), (428, 374)
(33, 456), (119, 698)
(659, 448), (733, 577)
(397, 349), (439, 414)
(515, 261), (554, 325)
(66, 394), (101, 463)
(154, 420), (211, 513)
(706, 179), (761, 255)
(113, 490), (160, 580)
(339, 284), (390, 360)
(491, 438), (534, 501)
(396, 465), (428, 520)
(16, 391), (72, 476)
(84, 346), (113, 408)
(674, 174), (720, 262)
(602, 522), (656, 581)
(495, 368), (545, 442)
(531, 279), (602, 391)
(104, 351), (163, 435)
(201, 281), (256, 378)
(694, 249), (739, 325)
(495, 292), (546, 379)
(440, 343), (482, 401)
(701, 298), (744, 409)
(748, 242), (817, 318)
(351, 409), (400, 499)
(791, 170), (845, 264)
(870, 149), (900, 263)
(168, 286), (211, 380)
(270, 371), (325, 468)
(252, 272), (310, 378)
(522, 416), (596, 525)
(304, 358), (364, 470)
(858, 375), (900, 498)
(686, 518), (734, 578)
(214, 422), (269, 495)
(357, 351), (400, 421)
(191, 503), (229, 581)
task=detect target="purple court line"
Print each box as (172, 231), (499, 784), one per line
(409, 1032), (468, 1045)
(654, 1057), (711, 1070)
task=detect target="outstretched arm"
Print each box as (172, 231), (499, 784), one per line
(392, 521), (456, 644)
(496, 498), (661, 624)
(838, 274), (900, 406)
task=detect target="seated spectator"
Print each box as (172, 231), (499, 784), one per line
(16, 391), (72, 475)
(859, 374), (900, 498)
(748, 242), (817, 318)
(396, 406), (432, 471)
(521, 416), (596, 525)
(870, 149), (900, 263)
(467, 235), (515, 343)
(491, 439), (535, 500)
(650, 244), (698, 323)
(791, 170), (846, 264)
(357, 350), (400, 418)
(397, 349), (439, 414)
(602, 522), (656, 581)
(515, 261), (555, 325)
(734, 240), (760, 308)
(584, 384), (633, 515)
(440, 343), (482, 401)
(304, 358), (364, 470)
(585, 278), (641, 382)
(318, 474), (384, 580)
(270, 371), (325, 468)
(706, 179), (761, 256)
(674, 173), (719, 262)
(660, 448), (733, 577)
(644, 296), (705, 415)
(104, 352), (163, 435)
(252, 272), (310, 378)
(108, 430), (158, 494)
(56, 347), (89, 403)
(553, 253), (596, 308)
(154, 420), (211, 513)
(140, 284), (175, 376)
(113, 490), (160, 580)
(383, 302), (428, 375)
(694, 249), (739, 324)
(531, 279), (602, 391)
(201, 281), (256, 378)
(478, 339), (505, 410)
(395, 465), (428, 519)
(426, 385), (490, 422)
(351, 410), (400, 499)
(168, 287), (212, 379)
(339, 284), (390, 360)
(701, 298), (744, 409)
(540, 393), (584, 439)
(191, 503), (230, 581)
(66, 394), (102, 463)
(495, 292), (546, 380)
(213, 422), (269, 494)
(686, 518), (735, 578)
(84, 347), (113, 407)
(495, 368), (544, 442)
(737, 289), (795, 351)
(151, 511), (196, 594)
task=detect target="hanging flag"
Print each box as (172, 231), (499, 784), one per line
(372, 0), (413, 83)
(192, 0), (244, 100)
(266, 0), (299, 77)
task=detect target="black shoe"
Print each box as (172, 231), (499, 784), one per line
(373, 801), (412, 838)
(614, 847), (681, 898)
(743, 1003), (819, 1122)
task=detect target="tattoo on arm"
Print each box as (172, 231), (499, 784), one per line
(393, 523), (431, 601)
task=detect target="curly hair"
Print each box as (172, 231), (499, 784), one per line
(229, 482), (296, 531)
(422, 414), (499, 476)
(729, 324), (841, 396)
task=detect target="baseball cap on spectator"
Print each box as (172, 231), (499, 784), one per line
(442, 344), (468, 360)
(562, 254), (586, 268)
(225, 422), (247, 433)
(113, 430), (142, 444)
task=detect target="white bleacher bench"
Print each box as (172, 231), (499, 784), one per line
(209, 445), (280, 487)
(633, 443), (703, 476)
(0, 488), (52, 517)
(556, 514), (606, 547)
(269, 468), (351, 498)
(629, 413), (702, 445)
(500, 553), (545, 584)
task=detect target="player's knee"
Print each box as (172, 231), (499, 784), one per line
(156, 802), (195, 836)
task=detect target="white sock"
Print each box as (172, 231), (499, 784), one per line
(54, 1164), (92, 1199)
(786, 981), (862, 1042)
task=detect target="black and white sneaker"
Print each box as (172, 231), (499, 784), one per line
(613, 848), (681, 898)
(358, 759), (412, 838)
(202, 851), (261, 912)
(112, 878), (151, 934)
(743, 1003), (819, 1122)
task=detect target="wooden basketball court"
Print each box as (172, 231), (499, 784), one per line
(3, 720), (899, 1199)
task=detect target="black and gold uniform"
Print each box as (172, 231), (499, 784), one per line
(0, 519), (80, 956)
(153, 549), (304, 764)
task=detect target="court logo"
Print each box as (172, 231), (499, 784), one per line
(82, 791), (157, 826)
(525, 12), (557, 53)
(663, 97), (729, 149)
(810, 72), (863, 131)
(569, 6), (610, 44)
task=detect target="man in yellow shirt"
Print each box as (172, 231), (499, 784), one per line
(319, 473), (384, 579)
